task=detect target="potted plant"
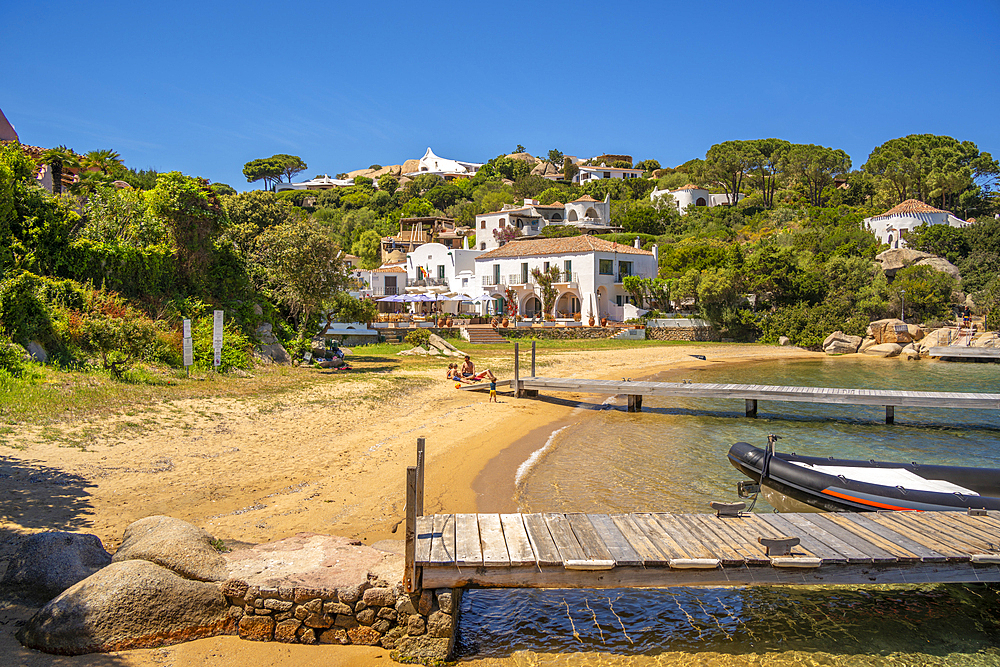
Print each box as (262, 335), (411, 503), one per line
(502, 317), (509, 327)
(574, 312), (581, 322)
(589, 314), (596, 327)
(600, 317), (608, 327)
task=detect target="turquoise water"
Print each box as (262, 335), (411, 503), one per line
(458, 357), (1000, 665)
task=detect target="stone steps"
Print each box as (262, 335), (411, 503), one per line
(464, 327), (508, 344)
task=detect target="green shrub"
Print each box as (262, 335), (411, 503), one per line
(191, 316), (252, 372)
(0, 334), (35, 378)
(0, 272), (57, 348)
(405, 329), (430, 347)
(79, 314), (159, 379)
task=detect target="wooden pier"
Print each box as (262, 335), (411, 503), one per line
(413, 510), (1000, 589)
(402, 437), (1000, 593)
(507, 342), (1000, 423)
(929, 346), (1000, 361)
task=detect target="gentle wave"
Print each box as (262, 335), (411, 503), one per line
(515, 425), (570, 488)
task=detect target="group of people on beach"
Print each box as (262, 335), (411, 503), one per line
(447, 355), (498, 402)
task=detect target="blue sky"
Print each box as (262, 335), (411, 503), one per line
(3, 1), (998, 191)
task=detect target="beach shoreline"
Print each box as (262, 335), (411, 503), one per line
(0, 342), (822, 667)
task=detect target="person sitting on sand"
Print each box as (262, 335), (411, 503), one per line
(461, 355), (496, 382)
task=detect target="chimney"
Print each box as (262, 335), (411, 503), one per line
(652, 244), (659, 264)
(634, 236), (641, 249)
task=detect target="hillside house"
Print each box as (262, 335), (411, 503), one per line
(650, 184), (745, 213)
(476, 196), (615, 251)
(474, 235), (657, 321)
(404, 147), (482, 180)
(864, 199), (969, 249)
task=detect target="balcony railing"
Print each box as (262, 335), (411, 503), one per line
(369, 286), (404, 296)
(413, 277), (448, 287)
(554, 271), (580, 284)
(482, 276), (500, 286)
(508, 274), (531, 286)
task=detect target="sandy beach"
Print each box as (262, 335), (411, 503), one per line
(0, 342), (821, 666)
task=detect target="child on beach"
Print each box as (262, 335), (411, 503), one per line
(489, 379), (497, 402)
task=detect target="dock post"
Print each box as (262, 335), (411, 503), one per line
(404, 466), (419, 592)
(628, 395), (642, 412)
(885, 406), (894, 425)
(636, 394), (642, 411)
(415, 437), (425, 516)
(514, 342), (521, 398)
(746, 399), (757, 418)
(531, 340), (536, 377)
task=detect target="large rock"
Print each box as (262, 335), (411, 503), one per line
(1, 532), (112, 601)
(858, 337), (878, 353)
(401, 159), (420, 175)
(901, 343), (921, 360)
(866, 319), (915, 345)
(822, 331), (862, 355)
(915, 256), (962, 281)
(16, 560), (231, 655)
(918, 327), (959, 355)
(257, 342), (291, 364)
(973, 332), (999, 348)
(875, 248), (932, 275)
(863, 342), (903, 358)
(112, 516), (227, 582)
(255, 322), (276, 345)
(25, 340), (47, 363)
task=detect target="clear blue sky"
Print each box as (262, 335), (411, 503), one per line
(3, 1), (998, 192)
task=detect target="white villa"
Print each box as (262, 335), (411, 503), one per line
(864, 199), (969, 249)
(274, 174), (355, 192)
(404, 147), (482, 180)
(476, 196), (615, 251)
(474, 235), (658, 321)
(574, 163), (645, 184)
(650, 184), (744, 213)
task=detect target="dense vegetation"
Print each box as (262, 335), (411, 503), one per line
(1, 132), (997, 386)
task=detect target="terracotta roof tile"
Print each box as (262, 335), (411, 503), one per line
(476, 236), (652, 260)
(570, 195), (599, 203)
(373, 263), (407, 273)
(675, 184), (706, 191)
(870, 199), (950, 219)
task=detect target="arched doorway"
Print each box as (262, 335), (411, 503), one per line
(696, 197), (707, 206)
(523, 295), (542, 319)
(596, 286), (609, 318)
(585, 207), (599, 220)
(568, 210), (578, 222)
(556, 292), (580, 317)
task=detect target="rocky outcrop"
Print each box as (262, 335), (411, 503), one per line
(901, 343), (921, 360)
(875, 248), (932, 275)
(112, 516), (228, 582)
(401, 159), (420, 174)
(506, 152), (541, 164)
(865, 319), (923, 345)
(918, 328), (959, 355)
(778, 336), (791, 346)
(863, 342), (903, 358)
(427, 333), (464, 357)
(973, 332), (999, 348)
(531, 161), (561, 177)
(254, 323), (290, 364)
(822, 331), (862, 355)
(915, 256), (961, 281)
(16, 560), (232, 655)
(1, 532), (112, 601)
(25, 340), (47, 363)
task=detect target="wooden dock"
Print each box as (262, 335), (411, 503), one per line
(413, 510), (1000, 589)
(929, 346), (1000, 361)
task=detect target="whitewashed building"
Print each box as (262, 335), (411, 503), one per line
(574, 163), (645, 184)
(474, 236), (658, 321)
(650, 184), (745, 214)
(476, 196), (614, 251)
(402, 242), (483, 295)
(864, 199), (969, 249)
(274, 174), (355, 192)
(404, 147), (482, 180)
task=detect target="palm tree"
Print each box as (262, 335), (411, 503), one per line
(40, 145), (78, 194)
(85, 149), (123, 175)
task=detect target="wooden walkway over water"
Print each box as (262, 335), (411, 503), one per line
(412, 510), (1000, 589)
(506, 340), (1000, 423)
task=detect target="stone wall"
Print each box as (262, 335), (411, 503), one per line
(222, 578), (460, 660)
(645, 326), (721, 342)
(496, 326), (618, 340)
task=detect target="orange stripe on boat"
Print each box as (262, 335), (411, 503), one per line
(821, 488), (920, 511)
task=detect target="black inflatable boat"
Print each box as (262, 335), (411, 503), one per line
(728, 438), (1000, 512)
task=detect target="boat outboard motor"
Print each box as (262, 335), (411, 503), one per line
(760, 434), (781, 483)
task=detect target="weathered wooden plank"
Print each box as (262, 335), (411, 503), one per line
(840, 514), (946, 562)
(934, 513), (1000, 548)
(523, 513), (561, 566)
(689, 515), (771, 565)
(610, 513), (671, 566)
(868, 512), (969, 560)
(738, 513), (820, 559)
(420, 561), (1000, 589)
(454, 513), (482, 566)
(674, 515), (745, 565)
(755, 513), (846, 563)
(566, 513), (614, 562)
(651, 513), (718, 560)
(415, 515), (434, 565)
(588, 514), (643, 566)
(500, 513), (536, 566)
(781, 513), (876, 563)
(543, 513), (587, 563)
(429, 514), (456, 565)
(883, 512), (978, 558)
(805, 514), (899, 563)
(478, 513), (511, 566)
(630, 513), (691, 560)
(903, 512), (996, 552)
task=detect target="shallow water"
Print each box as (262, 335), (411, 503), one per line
(458, 357), (1000, 664)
